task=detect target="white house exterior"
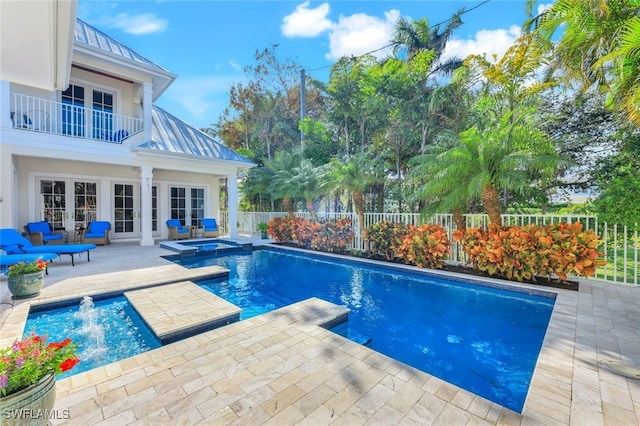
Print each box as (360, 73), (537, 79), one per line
(0, 1), (254, 246)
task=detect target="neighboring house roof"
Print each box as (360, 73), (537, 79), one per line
(74, 18), (170, 74)
(135, 105), (254, 166)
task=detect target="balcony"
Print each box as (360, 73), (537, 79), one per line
(9, 93), (143, 143)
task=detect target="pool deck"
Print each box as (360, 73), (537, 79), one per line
(0, 239), (639, 425)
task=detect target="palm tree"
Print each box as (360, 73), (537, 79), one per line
(412, 107), (569, 226)
(327, 152), (380, 239)
(285, 159), (328, 219)
(390, 10), (465, 74)
(525, 0), (640, 125)
(265, 151), (301, 218)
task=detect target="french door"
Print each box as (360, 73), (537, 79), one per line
(170, 186), (205, 228)
(38, 179), (97, 230)
(113, 183), (158, 239)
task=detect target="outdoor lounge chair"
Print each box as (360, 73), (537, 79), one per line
(83, 221), (111, 245)
(0, 229), (96, 266)
(0, 252), (57, 275)
(166, 219), (190, 240)
(201, 218), (219, 237)
(25, 221), (66, 245)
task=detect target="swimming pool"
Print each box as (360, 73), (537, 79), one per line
(25, 296), (161, 379)
(175, 247), (556, 413)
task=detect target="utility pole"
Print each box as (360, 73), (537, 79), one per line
(300, 69), (306, 153)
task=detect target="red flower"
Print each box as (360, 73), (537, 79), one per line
(59, 358), (80, 372)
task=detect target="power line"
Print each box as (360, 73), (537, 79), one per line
(304, 0), (491, 73)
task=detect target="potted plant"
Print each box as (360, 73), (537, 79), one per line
(257, 222), (269, 239)
(0, 332), (79, 424)
(6, 259), (47, 299)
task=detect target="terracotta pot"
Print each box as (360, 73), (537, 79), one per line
(7, 271), (44, 299)
(0, 372), (56, 425)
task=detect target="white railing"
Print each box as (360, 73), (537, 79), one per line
(9, 93), (143, 143)
(225, 211), (638, 286)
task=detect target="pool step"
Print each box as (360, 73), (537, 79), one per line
(330, 322), (372, 347)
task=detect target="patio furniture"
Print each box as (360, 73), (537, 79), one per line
(166, 219), (190, 240)
(0, 252), (57, 275)
(201, 218), (219, 237)
(83, 221), (111, 245)
(25, 221), (66, 245)
(0, 229), (96, 266)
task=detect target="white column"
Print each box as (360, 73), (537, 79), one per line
(139, 166), (154, 246)
(143, 82), (152, 141)
(227, 173), (239, 238)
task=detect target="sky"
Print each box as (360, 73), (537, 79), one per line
(77, 0), (551, 130)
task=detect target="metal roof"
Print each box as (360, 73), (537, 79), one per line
(74, 18), (171, 74)
(136, 105), (254, 166)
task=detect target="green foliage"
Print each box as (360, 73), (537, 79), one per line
(365, 221), (410, 261)
(593, 173), (640, 226)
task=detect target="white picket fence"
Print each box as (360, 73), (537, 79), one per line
(221, 211), (638, 286)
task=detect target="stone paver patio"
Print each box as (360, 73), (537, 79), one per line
(1, 240), (638, 425)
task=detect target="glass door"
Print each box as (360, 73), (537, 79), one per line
(113, 183), (138, 238)
(39, 180), (66, 230)
(170, 186), (206, 229)
(38, 178), (97, 232)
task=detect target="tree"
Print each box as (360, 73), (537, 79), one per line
(525, 0), (640, 126)
(327, 152), (381, 238)
(265, 150), (301, 218)
(285, 159), (328, 219)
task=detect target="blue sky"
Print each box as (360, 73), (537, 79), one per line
(78, 0), (551, 130)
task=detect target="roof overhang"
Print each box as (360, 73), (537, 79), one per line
(73, 45), (176, 101)
(0, 0), (77, 91)
(130, 146), (256, 173)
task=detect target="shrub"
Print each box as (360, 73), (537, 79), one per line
(270, 217), (354, 253)
(267, 217), (296, 243)
(311, 218), (354, 253)
(453, 222), (607, 282)
(365, 221), (410, 261)
(396, 224), (452, 269)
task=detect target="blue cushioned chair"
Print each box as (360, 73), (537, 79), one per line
(201, 218), (219, 237)
(84, 221), (111, 245)
(0, 229), (96, 266)
(25, 221), (65, 245)
(166, 219), (190, 240)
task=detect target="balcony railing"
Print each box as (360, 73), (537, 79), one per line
(9, 93), (143, 143)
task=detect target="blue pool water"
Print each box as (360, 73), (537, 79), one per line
(178, 248), (555, 412)
(25, 296), (160, 379)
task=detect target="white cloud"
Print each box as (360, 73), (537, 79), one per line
(281, 2), (332, 38)
(106, 13), (168, 35)
(441, 25), (521, 63)
(326, 9), (400, 60)
(163, 75), (241, 124)
(538, 3), (554, 14)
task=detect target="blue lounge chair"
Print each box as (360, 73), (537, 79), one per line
(0, 253), (57, 275)
(166, 219), (190, 240)
(201, 218), (219, 237)
(0, 229), (96, 266)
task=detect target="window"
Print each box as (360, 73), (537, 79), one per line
(62, 84), (116, 141)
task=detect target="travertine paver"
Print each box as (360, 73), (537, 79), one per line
(1, 241), (639, 425)
(124, 281), (241, 342)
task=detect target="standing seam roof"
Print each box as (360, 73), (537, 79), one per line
(140, 105), (254, 165)
(74, 18), (171, 74)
